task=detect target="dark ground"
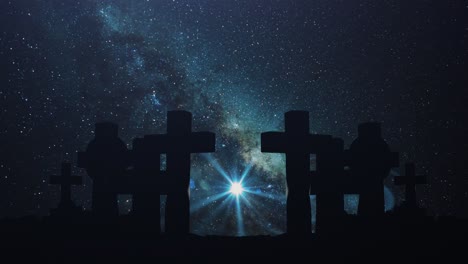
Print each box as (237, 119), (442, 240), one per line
(1, 213), (467, 260)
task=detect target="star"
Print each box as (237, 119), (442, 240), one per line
(229, 182), (244, 196)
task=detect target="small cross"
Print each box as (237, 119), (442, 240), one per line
(50, 162), (82, 208)
(394, 163), (427, 208)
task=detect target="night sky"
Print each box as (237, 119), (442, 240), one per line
(1, 0), (467, 236)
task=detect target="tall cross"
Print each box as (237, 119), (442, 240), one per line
(50, 162), (82, 209)
(149, 110), (215, 235)
(261, 111), (331, 235)
(394, 163), (427, 208)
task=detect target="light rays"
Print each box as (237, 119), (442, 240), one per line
(193, 154), (281, 236)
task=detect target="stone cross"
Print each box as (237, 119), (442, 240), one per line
(147, 111), (215, 235)
(394, 163), (427, 208)
(49, 162), (82, 213)
(261, 111), (331, 235)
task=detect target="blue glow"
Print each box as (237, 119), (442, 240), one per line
(189, 179), (196, 190)
(384, 186), (395, 211)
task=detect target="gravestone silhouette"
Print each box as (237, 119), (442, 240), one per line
(261, 111), (331, 235)
(146, 111), (215, 235)
(310, 137), (347, 235)
(49, 162), (82, 215)
(77, 122), (129, 217)
(394, 163), (427, 209)
(347, 122), (399, 217)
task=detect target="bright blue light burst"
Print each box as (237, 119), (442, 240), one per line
(189, 154), (284, 236)
(229, 182), (244, 196)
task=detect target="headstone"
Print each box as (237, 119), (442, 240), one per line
(347, 122), (399, 217)
(77, 122), (129, 217)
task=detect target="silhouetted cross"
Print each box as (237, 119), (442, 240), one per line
(394, 163), (427, 207)
(261, 111), (331, 235)
(50, 162), (82, 206)
(150, 110), (215, 235)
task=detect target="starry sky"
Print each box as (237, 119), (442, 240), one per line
(1, 0), (467, 236)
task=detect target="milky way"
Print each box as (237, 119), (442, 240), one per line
(1, 0), (467, 235)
